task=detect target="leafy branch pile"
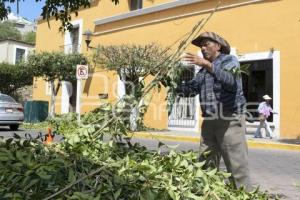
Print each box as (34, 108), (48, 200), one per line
(0, 131), (270, 199)
(0, 93), (273, 199)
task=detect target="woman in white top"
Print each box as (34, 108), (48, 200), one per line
(254, 95), (277, 139)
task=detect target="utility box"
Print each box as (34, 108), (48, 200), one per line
(24, 101), (49, 123)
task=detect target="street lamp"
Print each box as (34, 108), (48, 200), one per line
(83, 29), (95, 50)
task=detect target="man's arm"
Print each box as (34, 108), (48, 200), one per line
(211, 55), (239, 92)
(181, 53), (239, 92)
(176, 72), (203, 97)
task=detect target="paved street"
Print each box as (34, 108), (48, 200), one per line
(0, 129), (299, 199)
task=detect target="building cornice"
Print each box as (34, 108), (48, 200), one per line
(94, 0), (206, 26)
(0, 38), (35, 46)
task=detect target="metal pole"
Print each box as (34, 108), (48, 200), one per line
(76, 79), (81, 124)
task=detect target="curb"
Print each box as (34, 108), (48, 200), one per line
(130, 132), (300, 151)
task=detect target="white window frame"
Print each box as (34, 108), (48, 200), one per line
(13, 45), (28, 64)
(238, 51), (280, 138)
(64, 19), (83, 54)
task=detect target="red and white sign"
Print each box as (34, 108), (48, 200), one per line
(76, 65), (89, 80)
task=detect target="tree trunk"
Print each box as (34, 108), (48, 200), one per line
(49, 81), (61, 118)
(129, 77), (144, 131)
(130, 106), (139, 131)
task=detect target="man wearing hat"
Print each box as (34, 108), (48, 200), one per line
(254, 94), (277, 138)
(178, 32), (250, 190)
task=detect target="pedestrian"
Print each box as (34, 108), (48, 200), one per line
(177, 32), (251, 191)
(254, 95), (277, 139)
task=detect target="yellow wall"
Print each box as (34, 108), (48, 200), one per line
(34, 0), (300, 138)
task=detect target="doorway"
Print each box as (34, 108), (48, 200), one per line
(238, 51), (280, 137)
(241, 59), (273, 122)
(69, 81), (77, 112)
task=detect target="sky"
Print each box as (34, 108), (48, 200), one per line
(6, 0), (46, 22)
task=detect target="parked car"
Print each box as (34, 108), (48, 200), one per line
(0, 93), (24, 131)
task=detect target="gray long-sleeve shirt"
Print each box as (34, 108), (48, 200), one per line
(177, 53), (246, 117)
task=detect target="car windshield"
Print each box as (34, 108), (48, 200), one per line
(0, 95), (16, 103)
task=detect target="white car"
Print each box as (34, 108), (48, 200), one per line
(0, 94), (24, 131)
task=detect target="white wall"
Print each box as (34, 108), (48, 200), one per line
(0, 42), (9, 63)
(0, 40), (34, 64)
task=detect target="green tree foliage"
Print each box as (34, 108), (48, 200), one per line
(0, 0), (120, 32)
(93, 43), (170, 130)
(27, 52), (88, 116)
(0, 21), (22, 40)
(23, 31), (36, 44)
(93, 43), (169, 99)
(28, 52), (87, 82)
(0, 62), (33, 96)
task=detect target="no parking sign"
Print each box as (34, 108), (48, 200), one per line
(76, 65), (89, 80)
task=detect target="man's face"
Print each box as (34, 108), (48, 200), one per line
(200, 39), (221, 61)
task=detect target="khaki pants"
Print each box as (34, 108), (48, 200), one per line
(199, 114), (251, 190)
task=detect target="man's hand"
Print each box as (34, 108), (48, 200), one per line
(182, 53), (213, 72)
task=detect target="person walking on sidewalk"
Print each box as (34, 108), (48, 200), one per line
(177, 32), (251, 191)
(254, 95), (277, 139)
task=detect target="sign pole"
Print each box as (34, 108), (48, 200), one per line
(76, 78), (81, 124)
(76, 64), (89, 125)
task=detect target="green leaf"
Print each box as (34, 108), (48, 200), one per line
(113, 188), (122, 199)
(68, 170), (76, 182)
(195, 169), (205, 178)
(13, 133), (21, 139)
(5, 138), (14, 146)
(23, 179), (40, 191)
(168, 189), (180, 200)
(0, 156), (10, 161)
(194, 161), (206, 168)
(158, 141), (165, 148)
(141, 189), (157, 200)
(186, 192), (203, 200)
(36, 169), (52, 180)
(207, 168), (217, 176)
(166, 144), (179, 149)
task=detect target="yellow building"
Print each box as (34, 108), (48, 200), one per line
(33, 0), (300, 139)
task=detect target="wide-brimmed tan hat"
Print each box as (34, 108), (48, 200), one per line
(263, 95), (272, 100)
(191, 32), (231, 54)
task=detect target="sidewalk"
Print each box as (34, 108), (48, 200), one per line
(130, 130), (300, 151)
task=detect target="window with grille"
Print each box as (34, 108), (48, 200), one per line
(168, 66), (197, 128)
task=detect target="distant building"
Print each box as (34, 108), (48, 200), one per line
(0, 39), (35, 64)
(6, 13), (36, 34)
(0, 13), (36, 63)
